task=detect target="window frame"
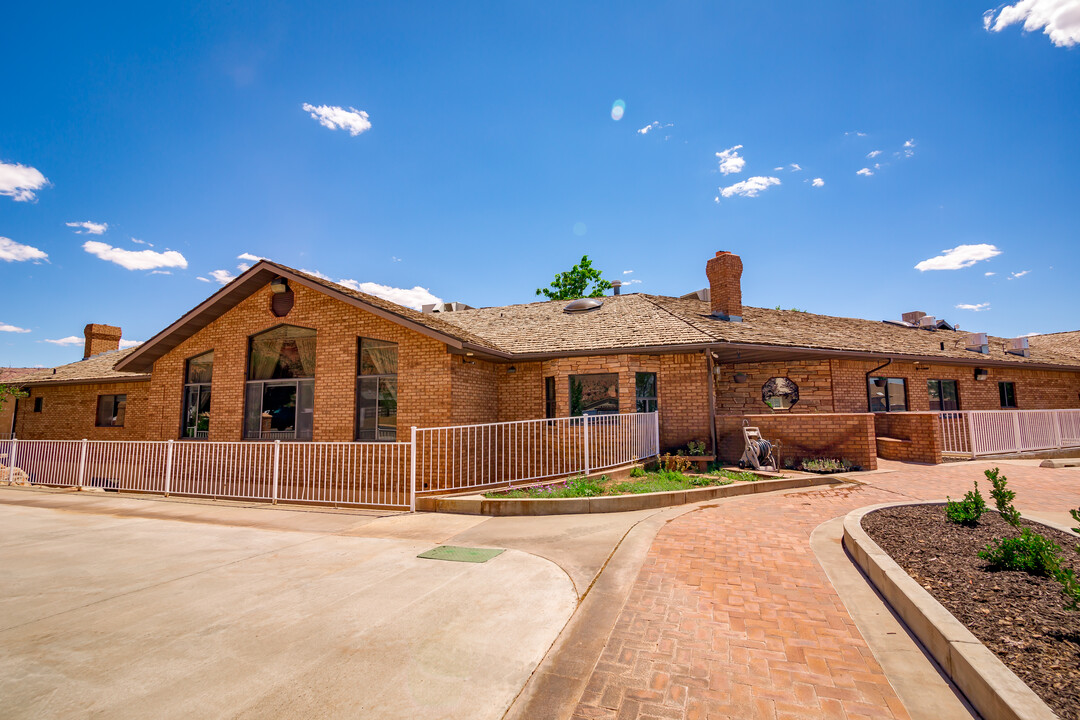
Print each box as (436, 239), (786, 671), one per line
(95, 393), (127, 428)
(355, 337), (398, 442)
(569, 373), (620, 416)
(33, 396), (43, 413)
(544, 376), (557, 419)
(999, 381), (1018, 409)
(867, 376), (908, 413)
(635, 372), (658, 414)
(243, 325), (317, 441)
(181, 350), (214, 439)
(927, 379), (960, 412)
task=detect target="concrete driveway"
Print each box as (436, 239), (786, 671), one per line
(0, 489), (581, 720)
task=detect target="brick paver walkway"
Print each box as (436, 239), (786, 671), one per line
(573, 462), (1080, 720)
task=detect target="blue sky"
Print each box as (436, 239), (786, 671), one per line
(2, 1), (1078, 367)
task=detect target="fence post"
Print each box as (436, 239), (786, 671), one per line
(1051, 410), (1063, 449)
(966, 412), (977, 459)
(1012, 412), (1023, 453)
(410, 426), (417, 512)
(164, 440), (174, 497)
(583, 416), (591, 476)
(271, 440), (281, 504)
(77, 438), (88, 487)
(653, 411), (660, 458)
(8, 436), (17, 483)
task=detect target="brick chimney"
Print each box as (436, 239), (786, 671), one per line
(83, 324), (122, 359)
(704, 251), (743, 321)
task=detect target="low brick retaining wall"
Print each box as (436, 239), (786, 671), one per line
(873, 412), (943, 464)
(717, 413), (878, 471)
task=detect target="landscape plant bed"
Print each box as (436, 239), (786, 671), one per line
(483, 469), (763, 499)
(862, 504), (1080, 719)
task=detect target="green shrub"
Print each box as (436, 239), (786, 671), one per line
(629, 466), (646, 478)
(945, 480), (986, 526)
(686, 440), (707, 456)
(986, 467), (1021, 527)
(980, 528), (1061, 575)
(798, 458), (851, 473)
(710, 468), (760, 482)
(1071, 507), (1079, 536)
(564, 475), (604, 497)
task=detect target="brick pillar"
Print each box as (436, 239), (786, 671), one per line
(83, 324), (122, 359)
(704, 251), (743, 321)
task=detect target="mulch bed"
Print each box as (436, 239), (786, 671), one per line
(862, 504), (1080, 720)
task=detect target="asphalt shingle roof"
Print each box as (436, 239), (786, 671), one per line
(1028, 331), (1080, 362)
(17, 347), (149, 386)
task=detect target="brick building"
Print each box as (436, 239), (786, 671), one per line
(11, 251), (1080, 470)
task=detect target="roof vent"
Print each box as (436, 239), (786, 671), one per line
(564, 298), (604, 313)
(918, 316), (938, 330)
(680, 288), (710, 302)
(1006, 337), (1030, 357)
(966, 332), (989, 354)
(421, 301), (474, 314)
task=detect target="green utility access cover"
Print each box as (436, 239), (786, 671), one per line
(417, 546), (505, 563)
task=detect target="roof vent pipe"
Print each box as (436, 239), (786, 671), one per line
(611, 280), (622, 296)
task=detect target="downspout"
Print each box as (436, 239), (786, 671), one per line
(706, 348), (718, 457)
(865, 358), (893, 412)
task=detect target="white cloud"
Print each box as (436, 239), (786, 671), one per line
(845, 131), (868, 137)
(43, 336), (82, 346)
(130, 237), (151, 246)
(789, 163), (802, 171)
(237, 252), (265, 263)
(901, 138), (916, 157)
(149, 270), (171, 275)
(1018, 331), (1042, 337)
(984, 0), (1080, 47)
(637, 121), (673, 135)
(83, 241), (188, 271)
(718, 176), (780, 198)
(299, 268), (332, 280)
(391, 256), (402, 262)
(66, 221), (108, 235)
(336, 279), (443, 310)
(0, 237), (48, 263)
(811, 178), (825, 187)
(904, 138), (916, 148)
(715, 145), (746, 175)
(773, 166), (784, 171)
(867, 150), (882, 158)
(856, 168), (874, 176)
(914, 243), (1002, 271)
(196, 276), (211, 283)
(0, 322), (30, 333)
(1009, 269), (1031, 279)
(119, 339), (143, 349)
(209, 269), (236, 285)
(985, 271), (996, 276)
(302, 103), (372, 136)
(955, 302), (991, 311)
(622, 278), (642, 286)
(0, 161), (49, 202)
(623, 269), (634, 275)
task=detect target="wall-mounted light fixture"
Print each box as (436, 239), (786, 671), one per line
(507, 365), (517, 374)
(974, 368), (989, 381)
(270, 278), (289, 294)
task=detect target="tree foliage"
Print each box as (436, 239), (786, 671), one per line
(535, 255), (613, 300)
(0, 383), (27, 411)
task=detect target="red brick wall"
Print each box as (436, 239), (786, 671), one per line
(873, 412), (943, 464)
(714, 360), (834, 414)
(145, 281), (455, 441)
(716, 412), (878, 471)
(831, 359), (1080, 413)
(450, 357), (498, 425)
(14, 381), (151, 440)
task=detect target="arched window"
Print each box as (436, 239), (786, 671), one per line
(182, 351), (213, 438)
(244, 325), (316, 440)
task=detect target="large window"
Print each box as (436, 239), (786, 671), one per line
(244, 326), (316, 440)
(570, 373), (619, 416)
(999, 381), (1018, 408)
(356, 338), (398, 441)
(96, 394), (127, 427)
(182, 351), (213, 438)
(635, 372), (657, 413)
(868, 377), (907, 412)
(927, 379), (959, 411)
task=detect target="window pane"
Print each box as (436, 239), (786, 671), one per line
(868, 378), (888, 412)
(249, 326), (317, 380)
(360, 339), (398, 375)
(544, 377), (556, 419)
(183, 385), (212, 438)
(636, 398), (657, 413)
(296, 380), (314, 440)
(244, 383), (262, 438)
(941, 380), (959, 411)
(570, 373), (619, 416)
(927, 380), (942, 411)
(378, 377), (397, 440)
(357, 377), (379, 440)
(186, 351), (214, 383)
(886, 378), (907, 412)
(261, 384), (298, 434)
(96, 396), (112, 427)
(635, 372), (656, 399)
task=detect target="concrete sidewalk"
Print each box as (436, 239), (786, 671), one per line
(0, 486), (635, 720)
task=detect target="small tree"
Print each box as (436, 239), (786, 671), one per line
(536, 255), (613, 300)
(0, 383), (27, 412)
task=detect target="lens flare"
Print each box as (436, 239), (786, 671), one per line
(611, 99), (625, 121)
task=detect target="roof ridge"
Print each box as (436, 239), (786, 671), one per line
(638, 294), (723, 343)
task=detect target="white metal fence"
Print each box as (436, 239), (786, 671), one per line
(412, 412), (660, 494)
(0, 411), (660, 508)
(938, 409), (1080, 457)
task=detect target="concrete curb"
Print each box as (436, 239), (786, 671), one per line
(419, 473), (841, 515)
(842, 502), (1059, 720)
